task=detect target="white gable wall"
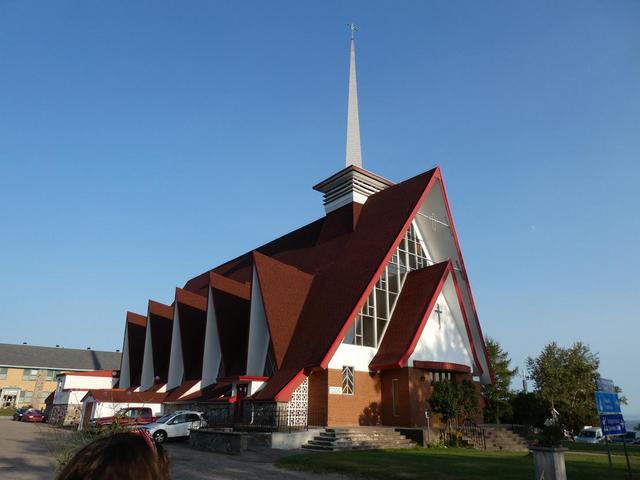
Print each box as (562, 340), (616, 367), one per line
(201, 287), (222, 387)
(414, 179), (490, 381)
(328, 343), (377, 373)
(140, 317), (155, 391)
(246, 268), (270, 377)
(408, 275), (473, 369)
(167, 304), (184, 390)
(119, 325), (131, 389)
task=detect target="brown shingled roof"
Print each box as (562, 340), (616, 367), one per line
(253, 252), (314, 368)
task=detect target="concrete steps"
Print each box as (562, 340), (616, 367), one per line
(302, 427), (416, 452)
(480, 427), (530, 452)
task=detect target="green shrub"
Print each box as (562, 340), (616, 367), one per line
(0, 407), (17, 416)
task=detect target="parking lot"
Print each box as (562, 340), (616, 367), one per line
(0, 419), (346, 480)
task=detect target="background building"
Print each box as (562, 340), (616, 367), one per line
(0, 343), (121, 409)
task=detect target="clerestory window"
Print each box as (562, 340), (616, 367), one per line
(345, 222), (431, 348)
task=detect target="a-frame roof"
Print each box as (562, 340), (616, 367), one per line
(255, 168), (438, 400)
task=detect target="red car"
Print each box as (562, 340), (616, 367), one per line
(21, 409), (45, 423)
(90, 407), (157, 428)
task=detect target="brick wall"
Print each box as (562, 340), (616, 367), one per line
(326, 368), (381, 426)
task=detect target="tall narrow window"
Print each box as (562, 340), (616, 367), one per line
(342, 366), (355, 395)
(346, 222), (431, 347)
(392, 379), (400, 417)
(0, 367), (7, 380)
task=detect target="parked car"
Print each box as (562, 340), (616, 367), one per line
(141, 411), (207, 443)
(575, 427), (604, 444)
(90, 407), (157, 428)
(12, 408), (27, 421)
(611, 432), (638, 444)
(21, 409), (45, 423)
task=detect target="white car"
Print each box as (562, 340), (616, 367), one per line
(142, 410), (207, 443)
(575, 427), (604, 444)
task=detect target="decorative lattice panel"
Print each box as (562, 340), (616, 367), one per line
(287, 378), (308, 426)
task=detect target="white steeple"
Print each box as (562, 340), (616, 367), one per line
(314, 24), (393, 215)
(346, 23), (362, 168)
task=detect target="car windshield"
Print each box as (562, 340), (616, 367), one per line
(580, 431), (596, 438)
(155, 414), (174, 424)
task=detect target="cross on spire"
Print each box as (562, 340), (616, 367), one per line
(345, 22), (362, 168)
(348, 22), (357, 40)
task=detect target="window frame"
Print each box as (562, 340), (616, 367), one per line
(341, 366), (355, 395)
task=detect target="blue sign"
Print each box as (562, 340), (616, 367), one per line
(600, 414), (626, 436)
(596, 392), (621, 414)
(596, 378), (616, 393)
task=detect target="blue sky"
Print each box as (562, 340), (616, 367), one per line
(1, 1), (638, 415)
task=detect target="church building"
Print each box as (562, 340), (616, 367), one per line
(117, 30), (493, 429)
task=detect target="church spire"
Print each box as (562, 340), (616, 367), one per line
(345, 23), (362, 168)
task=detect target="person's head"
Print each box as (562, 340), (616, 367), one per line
(57, 431), (170, 480)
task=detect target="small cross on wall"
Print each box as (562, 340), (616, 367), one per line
(434, 303), (443, 329)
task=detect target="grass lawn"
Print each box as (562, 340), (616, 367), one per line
(563, 440), (640, 456)
(277, 447), (639, 480)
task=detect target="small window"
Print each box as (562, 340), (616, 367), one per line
(186, 413), (200, 422)
(392, 379), (400, 417)
(342, 366), (355, 395)
(0, 367), (7, 380)
(22, 369), (39, 381)
(20, 391), (33, 403)
(46, 370), (59, 381)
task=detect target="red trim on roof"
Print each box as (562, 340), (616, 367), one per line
(60, 370), (117, 377)
(413, 361), (471, 374)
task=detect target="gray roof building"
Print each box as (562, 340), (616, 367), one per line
(0, 343), (121, 371)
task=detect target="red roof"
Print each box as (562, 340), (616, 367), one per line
(85, 389), (166, 404)
(133, 165), (492, 400)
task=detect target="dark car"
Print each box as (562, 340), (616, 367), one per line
(12, 408), (27, 421)
(21, 409), (45, 423)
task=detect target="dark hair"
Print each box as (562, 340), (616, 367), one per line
(57, 432), (170, 480)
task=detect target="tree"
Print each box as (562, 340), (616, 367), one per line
(430, 379), (479, 430)
(510, 391), (551, 428)
(482, 338), (518, 424)
(527, 341), (599, 433)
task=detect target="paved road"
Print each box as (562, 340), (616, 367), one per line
(0, 418), (346, 480)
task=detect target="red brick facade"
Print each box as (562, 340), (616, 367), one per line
(306, 366), (482, 427)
